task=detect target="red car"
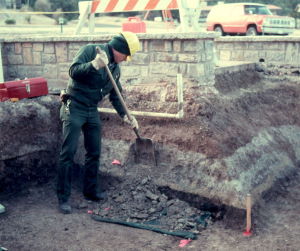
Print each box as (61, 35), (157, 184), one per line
(206, 3), (295, 36)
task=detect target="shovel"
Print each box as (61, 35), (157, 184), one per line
(96, 47), (156, 166)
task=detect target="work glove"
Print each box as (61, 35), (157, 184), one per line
(91, 48), (109, 70)
(60, 89), (68, 103)
(123, 115), (139, 130)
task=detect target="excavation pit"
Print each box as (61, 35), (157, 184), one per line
(0, 63), (300, 250)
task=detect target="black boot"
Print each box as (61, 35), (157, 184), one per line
(84, 191), (107, 202)
(58, 200), (72, 214)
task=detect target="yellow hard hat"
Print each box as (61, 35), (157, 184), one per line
(120, 31), (140, 61)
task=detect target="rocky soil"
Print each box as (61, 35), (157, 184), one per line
(0, 64), (299, 250)
(0, 167), (299, 250)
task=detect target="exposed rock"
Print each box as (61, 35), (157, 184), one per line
(145, 190), (159, 201)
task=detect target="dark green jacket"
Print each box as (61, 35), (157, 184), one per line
(67, 43), (125, 117)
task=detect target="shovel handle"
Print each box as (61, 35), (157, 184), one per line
(133, 127), (140, 138)
(96, 46), (140, 138)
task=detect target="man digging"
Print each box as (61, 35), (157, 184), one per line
(57, 32), (140, 214)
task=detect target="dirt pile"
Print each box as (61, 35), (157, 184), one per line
(86, 174), (215, 235)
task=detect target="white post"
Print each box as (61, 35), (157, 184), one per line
(243, 194), (252, 236)
(89, 12), (95, 34)
(0, 42), (4, 83)
(177, 0), (202, 32)
(177, 74), (184, 118)
(75, 2), (91, 35)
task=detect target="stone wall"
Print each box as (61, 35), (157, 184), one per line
(1, 33), (216, 89)
(215, 36), (300, 65)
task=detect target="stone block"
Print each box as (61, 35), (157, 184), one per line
(32, 51), (41, 65)
(204, 40), (214, 51)
(285, 43), (300, 64)
(2, 50), (8, 65)
(68, 50), (78, 61)
(44, 43), (55, 54)
(140, 66), (149, 77)
(258, 51), (266, 60)
(243, 50), (259, 62)
(120, 66), (140, 77)
(58, 63), (70, 81)
(263, 42), (285, 50)
(265, 51), (285, 62)
(42, 54), (56, 64)
(68, 42), (87, 50)
(15, 43), (22, 54)
(178, 53), (200, 63)
(33, 43), (44, 52)
(58, 62), (70, 72)
(150, 40), (165, 51)
(248, 42), (263, 50)
(206, 50), (214, 61)
(5, 65), (18, 79)
(150, 62), (178, 77)
(233, 42), (247, 50)
(25, 66), (43, 77)
(22, 42), (32, 48)
(3, 65), (8, 79)
(43, 64), (58, 79)
(186, 63), (205, 78)
(165, 41), (172, 51)
(183, 40), (204, 52)
(15, 66), (29, 78)
(23, 47), (33, 65)
(7, 54), (23, 65)
(58, 71), (69, 81)
(138, 41), (143, 52)
(204, 63), (215, 79)
(142, 40), (149, 52)
(156, 52), (177, 62)
(219, 50), (231, 61)
(231, 50), (244, 61)
(16, 66), (43, 78)
(215, 42), (234, 50)
(131, 53), (150, 64)
(55, 42), (68, 63)
(48, 79), (68, 89)
(4, 44), (14, 55)
(173, 41), (181, 52)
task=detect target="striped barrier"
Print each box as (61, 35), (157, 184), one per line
(75, 0), (209, 34)
(89, 0), (178, 14)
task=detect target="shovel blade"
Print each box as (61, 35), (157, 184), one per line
(134, 138), (156, 166)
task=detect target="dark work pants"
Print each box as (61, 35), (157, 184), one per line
(57, 100), (101, 203)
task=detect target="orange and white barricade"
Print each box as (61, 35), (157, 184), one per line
(74, 0), (208, 34)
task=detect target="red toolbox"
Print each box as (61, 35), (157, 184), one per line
(0, 83), (9, 102)
(1, 77), (48, 101)
(122, 17), (146, 33)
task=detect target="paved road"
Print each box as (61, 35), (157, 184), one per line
(0, 22), (299, 36)
(0, 20), (174, 36)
